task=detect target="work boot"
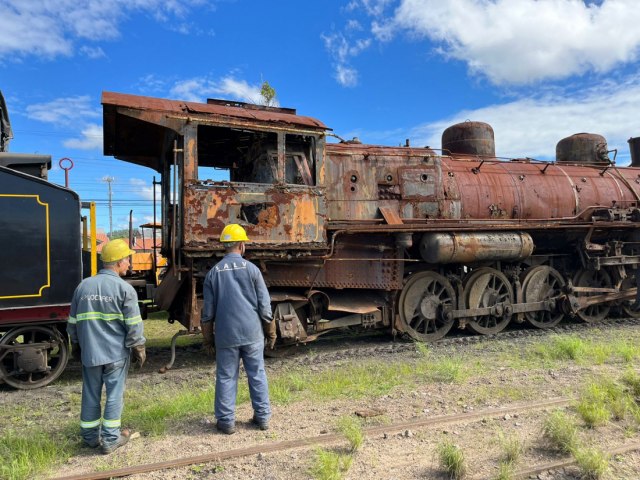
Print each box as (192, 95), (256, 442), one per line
(101, 429), (131, 455)
(251, 416), (269, 431)
(216, 422), (236, 435)
(84, 439), (101, 449)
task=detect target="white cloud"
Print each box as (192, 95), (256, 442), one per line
(169, 76), (276, 105)
(349, 0), (394, 17)
(136, 74), (169, 95)
(63, 123), (103, 150)
(130, 177), (161, 201)
(0, 0), (205, 60)
(335, 65), (359, 87)
(388, 0), (640, 85)
(322, 32), (372, 87)
(26, 95), (100, 125)
(80, 45), (106, 59)
(404, 77), (640, 163)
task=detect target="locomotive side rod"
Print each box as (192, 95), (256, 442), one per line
(444, 300), (554, 321)
(444, 287), (637, 321)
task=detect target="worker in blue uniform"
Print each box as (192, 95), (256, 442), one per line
(201, 224), (275, 434)
(68, 239), (146, 454)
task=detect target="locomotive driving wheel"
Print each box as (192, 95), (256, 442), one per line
(398, 271), (456, 342)
(571, 268), (612, 323)
(521, 266), (566, 329)
(616, 271), (640, 319)
(0, 326), (69, 389)
(463, 267), (514, 335)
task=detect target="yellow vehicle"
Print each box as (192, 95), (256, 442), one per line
(125, 222), (167, 314)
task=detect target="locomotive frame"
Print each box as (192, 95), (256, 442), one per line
(102, 90), (640, 351)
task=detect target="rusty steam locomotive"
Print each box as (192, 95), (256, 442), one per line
(102, 91), (640, 349)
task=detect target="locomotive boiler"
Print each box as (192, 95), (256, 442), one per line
(102, 91), (640, 349)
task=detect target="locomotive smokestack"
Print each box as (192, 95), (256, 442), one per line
(628, 137), (640, 167)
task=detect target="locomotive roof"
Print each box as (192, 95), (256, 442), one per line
(102, 91), (328, 130)
(102, 91), (329, 171)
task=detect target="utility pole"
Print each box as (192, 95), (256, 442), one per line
(102, 176), (114, 238)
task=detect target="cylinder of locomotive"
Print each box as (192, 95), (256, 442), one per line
(556, 133), (609, 165)
(441, 121), (496, 157)
(628, 137), (640, 167)
(419, 232), (534, 264)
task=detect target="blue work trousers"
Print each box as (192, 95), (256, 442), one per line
(80, 357), (129, 448)
(215, 340), (271, 427)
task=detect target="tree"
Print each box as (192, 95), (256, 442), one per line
(259, 81), (277, 107)
(110, 228), (140, 240)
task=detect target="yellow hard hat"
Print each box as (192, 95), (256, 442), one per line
(220, 224), (249, 242)
(101, 239), (135, 263)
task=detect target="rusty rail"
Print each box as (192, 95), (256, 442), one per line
(509, 442), (640, 480)
(53, 397), (571, 480)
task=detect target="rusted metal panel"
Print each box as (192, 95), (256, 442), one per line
(324, 144), (438, 222)
(443, 158), (640, 220)
(264, 239), (403, 290)
(379, 206), (403, 225)
(102, 91), (328, 130)
(182, 181), (326, 248)
(323, 142), (640, 226)
(399, 166), (438, 199)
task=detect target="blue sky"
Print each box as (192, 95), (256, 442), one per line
(2, 0), (640, 233)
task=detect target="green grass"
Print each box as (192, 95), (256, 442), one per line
(473, 384), (532, 404)
(575, 378), (638, 428)
(437, 440), (466, 479)
(533, 335), (587, 362)
(425, 358), (468, 383)
(142, 316), (201, 349)
(494, 461), (515, 480)
(529, 334), (640, 368)
(542, 410), (579, 454)
(573, 447), (609, 479)
(415, 341), (430, 357)
(614, 341), (639, 363)
(497, 431), (525, 464)
(268, 371), (306, 405)
(337, 416), (365, 452)
(309, 448), (353, 480)
(621, 369), (640, 398)
(124, 381), (214, 435)
(575, 399), (611, 428)
(0, 430), (74, 480)
(306, 362), (410, 399)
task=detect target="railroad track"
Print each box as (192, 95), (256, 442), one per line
(53, 397), (573, 480)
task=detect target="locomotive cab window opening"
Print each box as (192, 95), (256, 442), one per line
(196, 124), (277, 183)
(284, 134), (315, 185)
(195, 125), (317, 186)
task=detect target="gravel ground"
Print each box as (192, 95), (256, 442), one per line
(3, 321), (640, 479)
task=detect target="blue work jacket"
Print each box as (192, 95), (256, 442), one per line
(68, 269), (145, 366)
(202, 253), (272, 348)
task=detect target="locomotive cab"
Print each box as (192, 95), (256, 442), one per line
(102, 92), (330, 332)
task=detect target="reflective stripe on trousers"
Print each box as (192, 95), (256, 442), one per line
(80, 356), (129, 447)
